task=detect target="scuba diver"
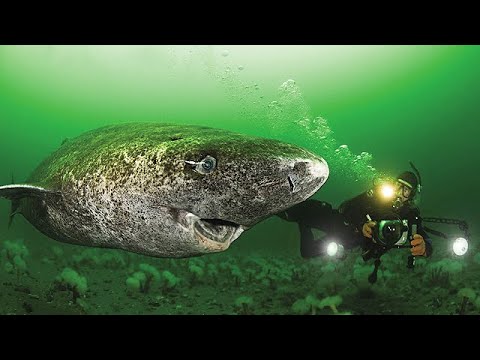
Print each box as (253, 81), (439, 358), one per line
(277, 164), (432, 261)
(279, 161), (471, 284)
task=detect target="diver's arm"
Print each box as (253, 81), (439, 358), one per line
(278, 200), (338, 258)
(409, 207), (433, 257)
(418, 227), (433, 257)
(298, 223), (321, 258)
(338, 192), (373, 232)
(278, 199), (335, 230)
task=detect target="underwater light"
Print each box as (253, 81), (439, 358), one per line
(452, 237), (468, 256)
(326, 241), (345, 258)
(380, 184), (395, 199)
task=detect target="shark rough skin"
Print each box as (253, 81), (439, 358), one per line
(0, 123), (329, 258)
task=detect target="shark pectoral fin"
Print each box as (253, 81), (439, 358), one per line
(7, 197), (21, 229)
(0, 184), (60, 200)
(7, 205), (20, 229)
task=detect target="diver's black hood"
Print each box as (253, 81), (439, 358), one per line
(397, 171), (418, 190)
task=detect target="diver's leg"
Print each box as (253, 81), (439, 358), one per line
(277, 200), (335, 258)
(277, 199), (334, 230)
(298, 223), (325, 258)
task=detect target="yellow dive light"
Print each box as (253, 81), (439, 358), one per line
(380, 183), (395, 199)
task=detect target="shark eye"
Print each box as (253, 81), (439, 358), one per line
(196, 155), (216, 174)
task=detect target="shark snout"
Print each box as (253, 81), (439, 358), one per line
(288, 157), (329, 194)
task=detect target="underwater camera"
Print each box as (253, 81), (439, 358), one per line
(361, 213), (419, 284)
(367, 212), (418, 250)
(373, 219), (411, 248)
(363, 214), (471, 284)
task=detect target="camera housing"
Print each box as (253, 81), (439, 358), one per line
(374, 219), (409, 247)
(372, 213), (419, 249)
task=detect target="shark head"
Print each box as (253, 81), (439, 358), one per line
(146, 126), (329, 253)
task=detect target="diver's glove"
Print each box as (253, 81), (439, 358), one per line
(410, 234), (427, 256)
(362, 221), (377, 238)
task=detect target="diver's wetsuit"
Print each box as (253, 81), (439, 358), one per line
(278, 191), (433, 258)
(277, 200), (363, 258)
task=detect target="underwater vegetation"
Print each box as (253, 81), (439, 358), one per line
(1, 237), (479, 315)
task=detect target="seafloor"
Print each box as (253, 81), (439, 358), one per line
(1, 236), (479, 315)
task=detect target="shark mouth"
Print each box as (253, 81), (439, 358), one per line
(171, 209), (246, 248)
(194, 218), (245, 245)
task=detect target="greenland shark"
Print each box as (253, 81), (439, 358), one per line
(0, 123), (329, 258)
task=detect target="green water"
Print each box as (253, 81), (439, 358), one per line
(0, 45), (479, 315)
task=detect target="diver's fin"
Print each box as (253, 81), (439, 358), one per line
(0, 184), (60, 201)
